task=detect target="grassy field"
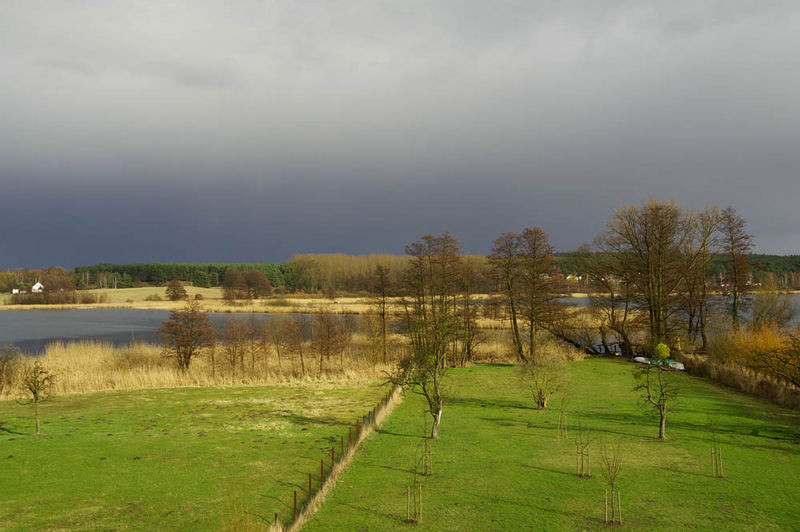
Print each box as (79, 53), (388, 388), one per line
(0, 286), (384, 315)
(304, 359), (800, 531)
(0, 381), (389, 530)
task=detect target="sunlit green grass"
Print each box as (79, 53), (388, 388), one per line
(0, 382), (388, 530)
(305, 359), (800, 531)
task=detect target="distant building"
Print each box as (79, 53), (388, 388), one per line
(31, 282), (44, 293)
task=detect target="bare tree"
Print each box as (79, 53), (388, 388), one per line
(393, 232), (461, 439)
(159, 301), (216, 371)
(312, 313), (348, 373)
(221, 318), (248, 377)
(633, 343), (678, 439)
(604, 198), (691, 345)
(490, 228), (562, 362)
(286, 315), (309, 376)
(720, 206), (753, 331)
(572, 244), (636, 356)
(677, 207), (722, 350)
(599, 439), (623, 524)
(517, 356), (566, 409)
(20, 360), (55, 435)
(370, 264), (393, 364)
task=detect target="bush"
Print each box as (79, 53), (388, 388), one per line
(145, 294), (162, 302)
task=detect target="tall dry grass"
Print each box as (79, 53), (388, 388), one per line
(0, 337), (400, 399)
(677, 327), (800, 409)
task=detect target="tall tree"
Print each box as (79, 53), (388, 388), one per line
(604, 199), (690, 345)
(490, 228), (561, 361)
(370, 264), (393, 364)
(572, 243), (635, 356)
(159, 301), (216, 371)
(677, 206), (722, 350)
(720, 207), (753, 331)
(489, 232), (526, 362)
(393, 232), (461, 439)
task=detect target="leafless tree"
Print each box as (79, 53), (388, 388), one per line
(393, 232), (461, 439)
(222, 318), (248, 377)
(490, 227), (562, 362)
(633, 344), (679, 439)
(604, 198), (691, 346)
(312, 313), (349, 373)
(720, 206), (753, 331)
(518, 356), (566, 409)
(20, 360), (55, 435)
(159, 301), (216, 371)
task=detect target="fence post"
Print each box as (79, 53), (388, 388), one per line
(406, 485), (410, 522)
(293, 490), (297, 521)
(321, 458), (325, 487)
(308, 472), (312, 498)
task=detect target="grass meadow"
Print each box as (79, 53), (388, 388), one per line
(0, 381), (389, 530)
(305, 359), (800, 531)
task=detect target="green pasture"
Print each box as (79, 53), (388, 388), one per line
(305, 359), (800, 531)
(0, 382), (388, 530)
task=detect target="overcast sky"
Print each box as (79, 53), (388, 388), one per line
(1, 1), (799, 268)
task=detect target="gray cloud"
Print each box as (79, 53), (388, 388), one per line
(1, 1), (799, 267)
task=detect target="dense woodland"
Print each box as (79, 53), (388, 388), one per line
(4, 251), (800, 297)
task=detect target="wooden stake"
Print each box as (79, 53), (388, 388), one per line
(331, 447), (335, 468)
(341, 435), (344, 457)
(718, 447), (723, 477)
(293, 490), (297, 521)
(349, 427), (352, 448)
(604, 489), (608, 524)
(274, 512), (278, 526)
(406, 485), (410, 522)
(308, 472), (312, 497)
(617, 489), (622, 524)
(418, 485), (422, 522)
(321, 458), (325, 486)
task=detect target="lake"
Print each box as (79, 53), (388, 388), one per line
(0, 309), (290, 353)
(1, 294), (797, 353)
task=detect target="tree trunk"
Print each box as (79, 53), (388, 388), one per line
(431, 407), (442, 439)
(34, 402), (40, 435)
(658, 405), (667, 439)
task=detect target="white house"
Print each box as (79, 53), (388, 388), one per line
(31, 282), (44, 293)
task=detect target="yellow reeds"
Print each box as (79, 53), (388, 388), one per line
(0, 339), (396, 399)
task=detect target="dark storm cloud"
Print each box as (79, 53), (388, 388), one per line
(1, 1), (800, 267)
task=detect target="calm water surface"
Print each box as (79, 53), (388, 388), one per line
(0, 309), (283, 353)
(1, 294), (797, 353)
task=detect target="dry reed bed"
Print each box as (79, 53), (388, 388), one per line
(0, 339), (397, 399)
(675, 351), (800, 409)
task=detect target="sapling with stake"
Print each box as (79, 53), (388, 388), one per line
(574, 417), (594, 478)
(600, 439), (623, 525)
